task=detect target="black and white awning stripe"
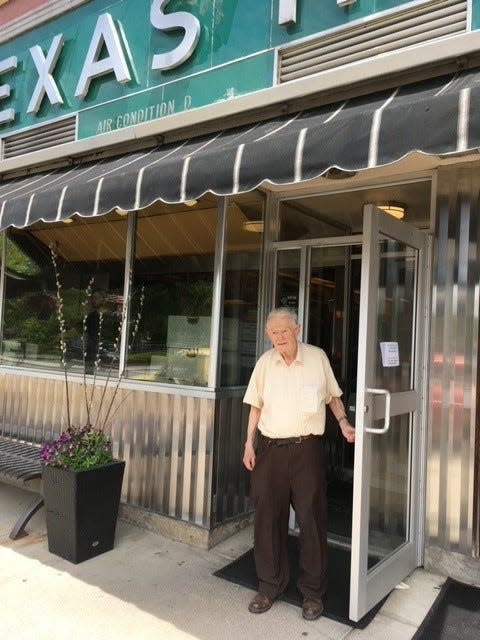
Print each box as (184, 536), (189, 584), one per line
(1, 67), (480, 231)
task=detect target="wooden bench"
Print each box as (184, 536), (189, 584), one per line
(0, 436), (44, 539)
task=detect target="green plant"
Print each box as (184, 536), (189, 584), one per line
(40, 425), (112, 470)
(180, 280), (213, 317)
(41, 246), (144, 470)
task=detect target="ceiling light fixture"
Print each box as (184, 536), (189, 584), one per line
(183, 199), (198, 207)
(242, 219), (264, 233)
(375, 202), (406, 219)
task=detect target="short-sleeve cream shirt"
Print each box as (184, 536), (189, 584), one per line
(243, 342), (343, 438)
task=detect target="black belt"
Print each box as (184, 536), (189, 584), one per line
(260, 433), (317, 446)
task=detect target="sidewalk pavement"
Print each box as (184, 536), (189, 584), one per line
(0, 483), (446, 640)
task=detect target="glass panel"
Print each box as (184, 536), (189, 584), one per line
(2, 214), (127, 374)
(307, 246), (361, 540)
(375, 239), (417, 392)
(308, 246), (352, 380)
(279, 200), (352, 241)
(278, 181), (431, 242)
(220, 193), (263, 386)
(275, 249), (301, 310)
(126, 197), (217, 385)
(366, 234), (417, 570)
(368, 413), (411, 568)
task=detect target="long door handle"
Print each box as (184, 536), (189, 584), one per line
(364, 388), (391, 434)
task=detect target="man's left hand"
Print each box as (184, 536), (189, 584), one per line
(340, 420), (355, 443)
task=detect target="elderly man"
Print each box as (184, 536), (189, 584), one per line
(243, 307), (355, 620)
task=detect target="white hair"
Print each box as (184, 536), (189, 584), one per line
(266, 307), (298, 326)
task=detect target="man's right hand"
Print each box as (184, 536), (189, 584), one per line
(243, 441), (256, 471)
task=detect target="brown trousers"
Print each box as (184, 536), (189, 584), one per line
(250, 433), (328, 602)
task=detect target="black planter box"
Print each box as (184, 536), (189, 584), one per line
(42, 460), (125, 564)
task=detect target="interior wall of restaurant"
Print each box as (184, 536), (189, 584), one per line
(425, 163), (480, 575)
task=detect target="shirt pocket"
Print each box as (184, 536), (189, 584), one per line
(300, 384), (320, 413)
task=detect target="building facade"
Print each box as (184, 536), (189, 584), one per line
(0, 0), (479, 621)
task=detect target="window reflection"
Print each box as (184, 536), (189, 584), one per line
(1, 214), (127, 374)
(221, 193), (263, 385)
(0, 192), (263, 388)
(375, 239), (417, 392)
(126, 198), (216, 385)
(368, 412), (411, 567)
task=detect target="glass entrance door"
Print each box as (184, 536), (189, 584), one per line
(349, 205), (426, 621)
(273, 205), (426, 621)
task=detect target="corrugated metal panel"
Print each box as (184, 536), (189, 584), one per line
(279, 0), (467, 83)
(427, 164), (480, 555)
(2, 117), (76, 159)
(0, 374), (215, 528)
(212, 394), (250, 525)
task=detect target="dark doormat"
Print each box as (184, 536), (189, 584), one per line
(213, 535), (386, 629)
(411, 578), (480, 640)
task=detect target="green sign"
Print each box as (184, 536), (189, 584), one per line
(78, 52), (273, 139)
(0, 0), (453, 141)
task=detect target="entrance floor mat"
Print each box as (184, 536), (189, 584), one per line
(411, 578), (480, 640)
(214, 535), (386, 629)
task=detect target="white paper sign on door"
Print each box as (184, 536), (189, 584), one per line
(380, 341), (400, 367)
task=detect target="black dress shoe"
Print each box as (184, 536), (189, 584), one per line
(248, 593), (273, 614)
(302, 598), (324, 620)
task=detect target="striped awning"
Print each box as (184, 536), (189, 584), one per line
(1, 67), (479, 230)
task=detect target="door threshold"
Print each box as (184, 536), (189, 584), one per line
(327, 533), (352, 550)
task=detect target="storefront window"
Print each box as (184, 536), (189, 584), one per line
(1, 213), (127, 374)
(0, 193), (262, 387)
(221, 193), (263, 386)
(125, 198), (217, 386)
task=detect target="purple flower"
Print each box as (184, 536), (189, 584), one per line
(40, 424), (113, 470)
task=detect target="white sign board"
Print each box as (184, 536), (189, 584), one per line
(380, 341), (400, 367)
